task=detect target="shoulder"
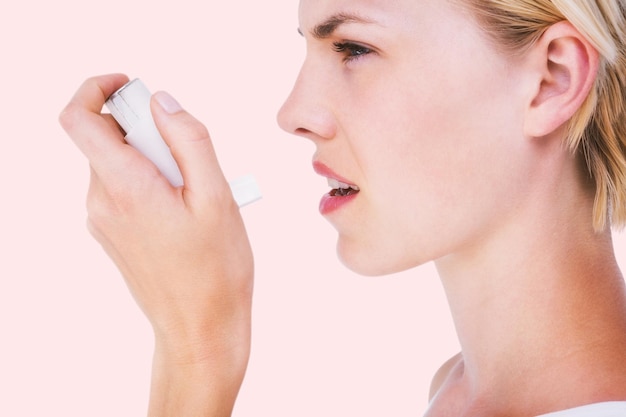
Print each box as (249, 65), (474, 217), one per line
(429, 352), (463, 401)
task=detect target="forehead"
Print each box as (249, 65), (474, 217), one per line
(297, 0), (462, 40)
(299, 0), (398, 17)
(299, 0), (415, 29)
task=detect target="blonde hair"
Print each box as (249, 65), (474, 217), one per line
(460, 0), (626, 231)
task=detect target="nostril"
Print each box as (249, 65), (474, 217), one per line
(295, 127), (311, 135)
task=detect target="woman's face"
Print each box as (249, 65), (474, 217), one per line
(278, 0), (533, 276)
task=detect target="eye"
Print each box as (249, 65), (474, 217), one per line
(332, 41), (373, 63)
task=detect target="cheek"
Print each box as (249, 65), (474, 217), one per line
(336, 63), (527, 273)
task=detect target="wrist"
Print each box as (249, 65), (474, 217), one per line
(149, 339), (249, 417)
(148, 315), (251, 417)
(153, 303), (252, 368)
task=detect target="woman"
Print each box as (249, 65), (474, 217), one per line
(59, 0), (626, 416)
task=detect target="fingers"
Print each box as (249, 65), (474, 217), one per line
(102, 113), (125, 136)
(66, 74), (129, 114)
(59, 74), (133, 179)
(150, 91), (232, 208)
(61, 75), (231, 210)
(60, 74), (170, 190)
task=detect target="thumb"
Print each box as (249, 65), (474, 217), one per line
(150, 91), (232, 208)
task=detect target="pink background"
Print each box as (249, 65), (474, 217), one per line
(0, 1), (624, 415)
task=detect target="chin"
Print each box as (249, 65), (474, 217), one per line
(336, 238), (426, 277)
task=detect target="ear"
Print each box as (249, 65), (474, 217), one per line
(524, 21), (599, 138)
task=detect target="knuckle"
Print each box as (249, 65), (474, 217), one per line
(86, 193), (133, 237)
(87, 175), (157, 223)
(82, 75), (104, 92)
(58, 102), (82, 131)
(85, 193), (112, 226)
(177, 114), (211, 142)
(86, 182), (127, 224)
(84, 75), (99, 85)
(85, 217), (103, 241)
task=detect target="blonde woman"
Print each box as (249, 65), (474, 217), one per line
(60, 0), (626, 416)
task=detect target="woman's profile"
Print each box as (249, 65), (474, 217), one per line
(59, 0), (626, 416)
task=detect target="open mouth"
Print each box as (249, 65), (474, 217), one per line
(328, 178), (360, 197)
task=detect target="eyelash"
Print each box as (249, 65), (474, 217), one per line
(332, 41), (373, 63)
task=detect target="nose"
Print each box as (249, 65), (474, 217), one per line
(277, 60), (337, 141)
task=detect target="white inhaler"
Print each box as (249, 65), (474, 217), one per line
(105, 79), (261, 207)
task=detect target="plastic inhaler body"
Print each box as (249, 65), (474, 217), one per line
(105, 79), (261, 207)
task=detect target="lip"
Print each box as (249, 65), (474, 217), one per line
(313, 161), (360, 215)
(313, 161), (357, 185)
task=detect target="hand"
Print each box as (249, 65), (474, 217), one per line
(60, 74), (253, 416)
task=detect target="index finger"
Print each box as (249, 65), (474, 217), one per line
(63, 73), (130, 115)
(59, 74), (131, 173)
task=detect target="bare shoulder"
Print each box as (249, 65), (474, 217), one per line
(429, 352), (463, 401)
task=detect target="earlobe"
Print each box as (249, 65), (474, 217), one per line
(524, 21), (599, 138)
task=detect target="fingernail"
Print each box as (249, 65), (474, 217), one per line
(154, 91), (183, 114)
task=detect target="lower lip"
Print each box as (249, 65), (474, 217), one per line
(319, 191), (359, 215)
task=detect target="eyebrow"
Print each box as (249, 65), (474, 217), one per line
(298, 12), (375, 39)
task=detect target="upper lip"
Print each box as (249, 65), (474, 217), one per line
(312, 161), (359, 188)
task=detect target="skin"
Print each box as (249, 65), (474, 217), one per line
(60, 0), (626, 416)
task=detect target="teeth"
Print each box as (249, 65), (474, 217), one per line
(328, 178), (347, 189)
(327, 178), (359, 191)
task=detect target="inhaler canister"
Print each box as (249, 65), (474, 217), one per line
(107, 79), (184, 186)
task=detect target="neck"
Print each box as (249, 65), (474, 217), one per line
(434, 179), (626, 415)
